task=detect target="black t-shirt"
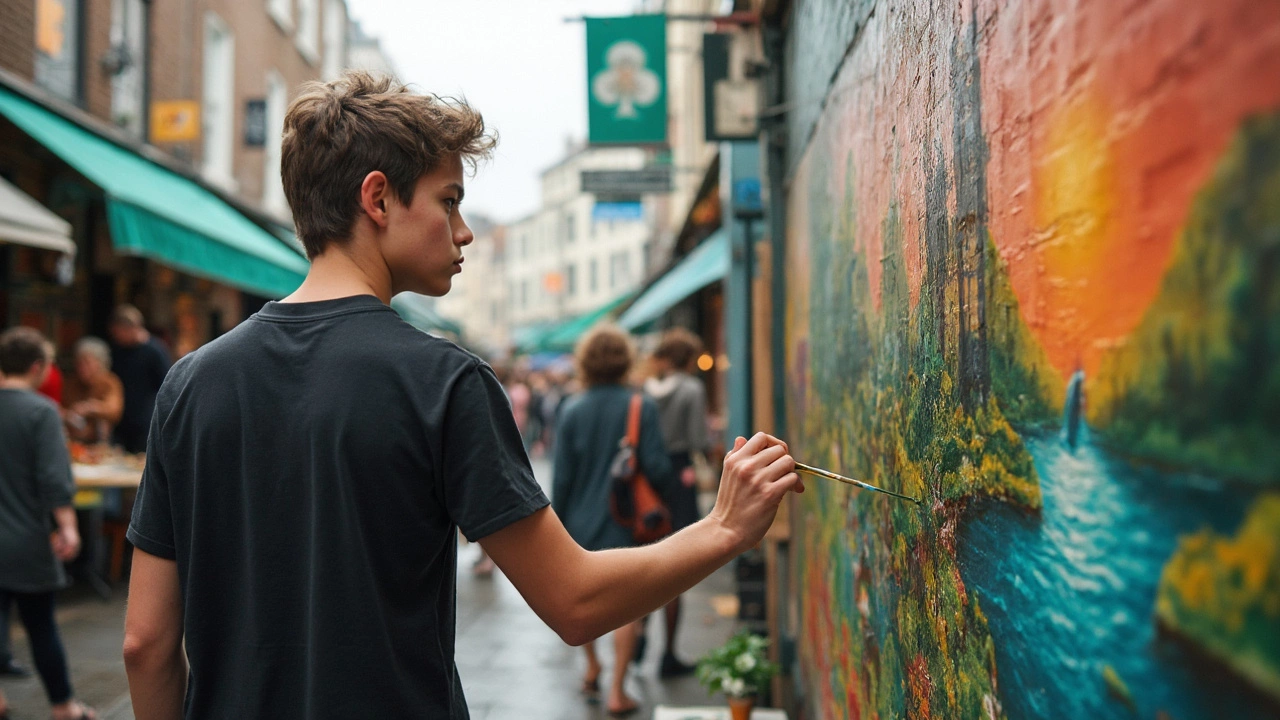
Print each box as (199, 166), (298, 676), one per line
(126, 295), (547, 719)
(112, 336), (171, 449)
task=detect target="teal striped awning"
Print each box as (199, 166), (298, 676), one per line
(617, 229), (728, 330)
(391, 293), (463, 336)
(0, 85), (308, 297)
(521, 291), (635, 354)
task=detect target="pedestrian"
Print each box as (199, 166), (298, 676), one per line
(61, 337), (124, 445)
(0, 327), (97, 720)
(551, 325), (674, 715)
(641, 327), (713, 677)
(107, 305), (170, 454)
(121, 71), (801, 719)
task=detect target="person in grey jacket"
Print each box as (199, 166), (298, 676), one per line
(552, 325), (674, 716)
(642, 328), (711, 678)
(0, 327), (95, 720)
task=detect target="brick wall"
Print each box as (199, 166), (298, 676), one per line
(0, 0), (35, 79)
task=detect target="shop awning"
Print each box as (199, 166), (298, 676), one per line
(0, 174), (74, 254)
(0, 86), (308, 298)
(536, 292), (635, 353)
(391, 293), (463, 336)
(617, 229), (728, 330)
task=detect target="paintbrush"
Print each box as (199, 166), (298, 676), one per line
(794, 462), (922, 505)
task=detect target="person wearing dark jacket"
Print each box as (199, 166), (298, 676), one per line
(553, 325), (674, 715)
(642, 328), (712, 677)
(107, 305), (170, 453)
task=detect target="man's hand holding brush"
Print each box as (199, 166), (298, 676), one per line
(707, 432), (805, 554)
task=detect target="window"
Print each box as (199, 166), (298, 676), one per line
(34, 0), (83, 103)
(321, 0), (346, 80)
(295, 0), (319, 64)
(566, 264), (577, 296)
(108, 0), (149, 138)
(589, 259), (598, 293)
(263, 70), (289, 218)
(565, 212), (575, 244)
(610, 252), (631, 289)
(268, 0), (292, 30)
(201, 12), (235, 190)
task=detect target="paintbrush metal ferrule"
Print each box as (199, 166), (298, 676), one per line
(794, 462), (922, 505)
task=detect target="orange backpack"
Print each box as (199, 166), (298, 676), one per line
(608, 394), (673, 544)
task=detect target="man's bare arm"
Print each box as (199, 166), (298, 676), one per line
(481, 432), (801, 645)
(123, 549), (187, 720)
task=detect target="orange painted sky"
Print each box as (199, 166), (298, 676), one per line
(793, 0), (1280, 384)
(980, 0), (1280, 379)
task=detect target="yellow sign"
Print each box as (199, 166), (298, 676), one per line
(36, 0), (67, 57)
(150, 101), (201, 143)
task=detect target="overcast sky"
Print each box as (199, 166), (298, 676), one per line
(346, 0), (640, 224)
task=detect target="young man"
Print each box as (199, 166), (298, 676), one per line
(122, 71), (801, 719)
(0, 327), (95, 720)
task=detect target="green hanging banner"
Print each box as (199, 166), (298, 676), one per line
(586, 14), (667, 145)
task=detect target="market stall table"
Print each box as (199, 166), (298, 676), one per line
(71, 462), (143, 595)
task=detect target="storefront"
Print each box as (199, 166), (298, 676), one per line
(0, 76), (307, 358)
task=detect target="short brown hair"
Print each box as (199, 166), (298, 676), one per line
(0, 326), (51, 376)
(576, 325), (634, 387)
(653, 327), (702, 371)
(282, 71), (497, 258)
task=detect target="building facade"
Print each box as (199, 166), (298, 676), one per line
(0, 0), (378, 359)
(503, 144), (653, 332)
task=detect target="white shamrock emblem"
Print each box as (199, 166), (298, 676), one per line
(592, 41), (660, 119)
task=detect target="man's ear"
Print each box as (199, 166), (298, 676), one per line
(359, 171), (391, 228)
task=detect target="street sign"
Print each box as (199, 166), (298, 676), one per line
(586, 15), (667, 145)
(593, 201), (645, 221)
(703, 32), (759, 141)
(581, 168), (672, 195)
(150, 100), (200, 143)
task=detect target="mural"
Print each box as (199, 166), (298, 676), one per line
(782, 1), (1280, 718)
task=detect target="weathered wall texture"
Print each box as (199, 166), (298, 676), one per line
(781, 0), (1280, 718)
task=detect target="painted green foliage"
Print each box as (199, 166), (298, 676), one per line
(1092, 114), (1280, 484)
(793, 150), (1048, 720)
(1155, 493), (1280, 699)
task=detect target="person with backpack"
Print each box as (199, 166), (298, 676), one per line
(551, 325), (673, 715)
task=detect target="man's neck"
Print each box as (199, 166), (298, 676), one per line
(283, 243), (391, 304)
(0, 375), (37, 391)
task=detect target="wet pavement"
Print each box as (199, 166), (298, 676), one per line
(1, 458), (742, 719)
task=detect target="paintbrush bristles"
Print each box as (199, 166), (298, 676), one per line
(794, 462), (922, 505)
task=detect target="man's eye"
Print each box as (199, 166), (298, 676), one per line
(445, 198), (458, 212)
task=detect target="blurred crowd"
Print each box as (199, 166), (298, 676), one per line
(488, 325), (717, 715)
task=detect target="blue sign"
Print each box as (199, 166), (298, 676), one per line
(592, 201), (645, 221)
(732, 178), (763, 217)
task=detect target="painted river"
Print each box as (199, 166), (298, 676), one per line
(956, 429), (1275, 720)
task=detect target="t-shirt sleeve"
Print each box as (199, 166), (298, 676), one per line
(126, 402), (177, 560)
(31, 403), (74, 511)
(442, 362), (549, 542)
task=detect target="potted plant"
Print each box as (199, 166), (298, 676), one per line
(695, 630), (779, 720)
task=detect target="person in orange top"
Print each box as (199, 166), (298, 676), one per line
(62, 337), (123, 446)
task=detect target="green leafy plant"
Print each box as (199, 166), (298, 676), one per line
(696, 630), (780, 699)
